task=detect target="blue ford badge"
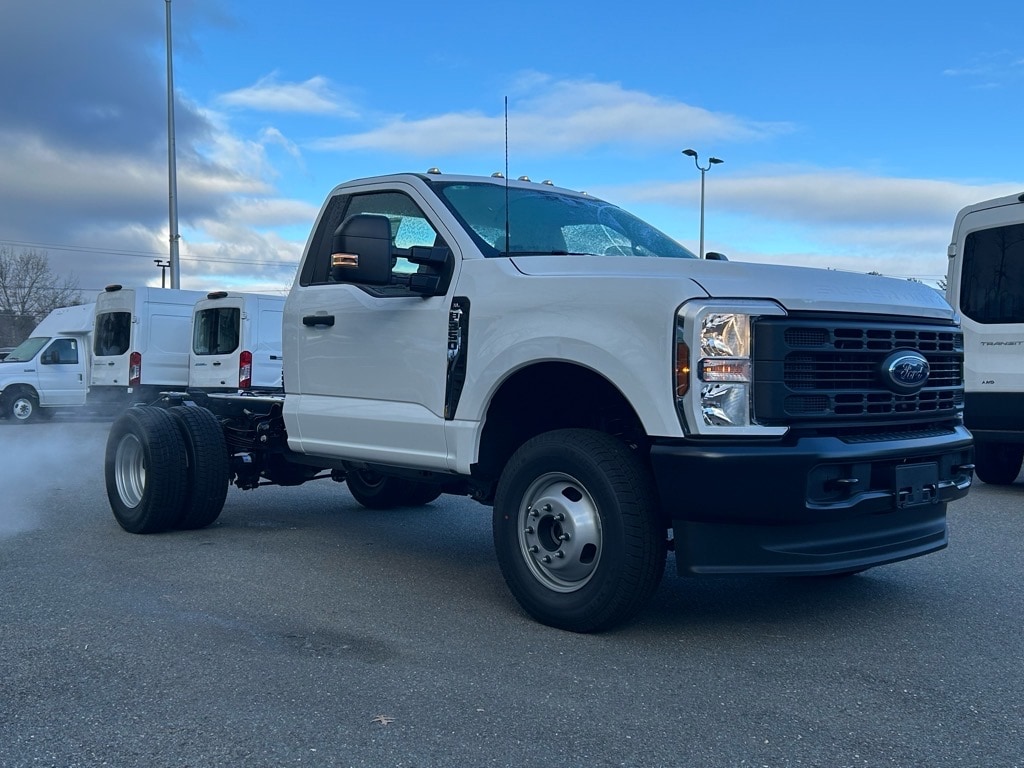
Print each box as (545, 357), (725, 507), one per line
(882, 351), (930, 394)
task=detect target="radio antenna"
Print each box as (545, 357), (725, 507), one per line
(504, 96), (510, 256)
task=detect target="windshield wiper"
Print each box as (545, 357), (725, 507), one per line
(505, 250), (593, 256)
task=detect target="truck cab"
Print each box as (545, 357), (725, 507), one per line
(0, 303), (94, 421)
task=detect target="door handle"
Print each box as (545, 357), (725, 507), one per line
(302, 314), (335, 327)
(212, 361), (221, 366)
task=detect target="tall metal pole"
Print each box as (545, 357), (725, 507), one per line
(682, 149), (723, 259)
(698, 167), (707, 260)
(165, 0), (181, 289)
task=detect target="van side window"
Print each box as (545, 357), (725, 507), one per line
(94, 312), (131, 356)
(961, 223), (1024, 324)
(42, 338), (79, 365)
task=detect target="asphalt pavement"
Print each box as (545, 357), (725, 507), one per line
(1, 419), (1022, 768)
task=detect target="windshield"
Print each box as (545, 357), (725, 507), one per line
(432, 181), (697, 259)
(3, 337), (49, 363)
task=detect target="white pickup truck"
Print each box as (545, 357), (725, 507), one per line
(103, 171), (974, 631)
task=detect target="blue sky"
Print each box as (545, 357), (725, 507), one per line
(1, 0), (1022, 296)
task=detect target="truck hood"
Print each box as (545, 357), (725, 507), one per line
(509, 256), (955, 321)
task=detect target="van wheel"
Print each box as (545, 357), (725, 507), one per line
(6, 388), (40, 422)
(974, 443), (1024, 485)
(492, 429), (666, 633)
(169, 406), (230, 529)
(345, 468), (442, 509)
(105, 407), (188, 533)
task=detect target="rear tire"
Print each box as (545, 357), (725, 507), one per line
(345, 468), (442, 509)
(493, 429), (666, 633)
(105, 407), (188, 533)
(169, 405), (230, 529)
(974, 443), (1024, 485)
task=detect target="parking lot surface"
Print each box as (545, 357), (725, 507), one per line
(2, 419), (1022, 767)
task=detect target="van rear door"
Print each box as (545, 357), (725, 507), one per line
(190, 298), (243, 390)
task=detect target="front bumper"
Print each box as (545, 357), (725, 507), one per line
(649, 425), (974, 575)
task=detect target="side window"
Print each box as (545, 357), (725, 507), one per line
(345, 192), (441, 291)
(302, 194), (350, 286)
(43, 338), (79, 365)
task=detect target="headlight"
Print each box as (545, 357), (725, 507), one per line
(675, 301), (787, 436)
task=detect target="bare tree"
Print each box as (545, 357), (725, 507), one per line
(0, 246), (83, 346)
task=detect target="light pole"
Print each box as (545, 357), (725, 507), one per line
(682, 149), (723, 259)
(154, 259), (171, 288)
(165, 0), (181, 288)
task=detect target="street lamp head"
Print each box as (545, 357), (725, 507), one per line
(682, 149), (698, 158)
(709, 157), (724, 165)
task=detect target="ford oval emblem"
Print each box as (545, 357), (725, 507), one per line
(882, 350), (930, 394)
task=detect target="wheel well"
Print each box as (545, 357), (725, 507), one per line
(1, 384), (37, 407)
(475, 362), (647, 487)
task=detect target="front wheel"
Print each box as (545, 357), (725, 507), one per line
(6, 388), (41, 423)
(974, 443), (1024, 485)
(493, 429), (666, 633)
(345, 468), (443, 509)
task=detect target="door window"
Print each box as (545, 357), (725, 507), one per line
(42, 338), (80, 365)
(301, 191), (442, 293)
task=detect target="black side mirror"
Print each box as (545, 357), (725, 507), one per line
(330, 214), (394, 285)
(406, 245), (454, 296)
(705, 251), (728, 261)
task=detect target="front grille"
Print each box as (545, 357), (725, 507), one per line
(753, 316), (964, 427)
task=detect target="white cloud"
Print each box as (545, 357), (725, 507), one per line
(617, 171), (1023, 228)
(310, 74), (793, 156)
(219, 74), (358, 116)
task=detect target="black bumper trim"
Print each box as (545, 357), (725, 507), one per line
(649, 425), (973, 575)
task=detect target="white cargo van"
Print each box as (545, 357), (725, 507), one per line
(91, 285), (206, 407)
(0, 303), (95, 422)
(945, 191), (1024, 484)
(189, 291), (285, 392)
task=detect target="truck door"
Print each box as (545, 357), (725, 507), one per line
(286, 187), (457, 470)
(37, 337), (88, 406)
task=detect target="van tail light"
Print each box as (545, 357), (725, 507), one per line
(239, 350), (253, 389)
(129, 352), (142, 386)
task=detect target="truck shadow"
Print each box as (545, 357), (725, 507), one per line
(202, 484), (942, 640)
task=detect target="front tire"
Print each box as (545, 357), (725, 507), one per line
(345, 468), (442, 509)
(493, 429), (666, 633)
(6, 388), (41, 423)
(974, 443), (1024, 485)
(105, 407), (188, 533)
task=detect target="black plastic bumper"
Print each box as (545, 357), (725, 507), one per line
(649, 425), (974, 576)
